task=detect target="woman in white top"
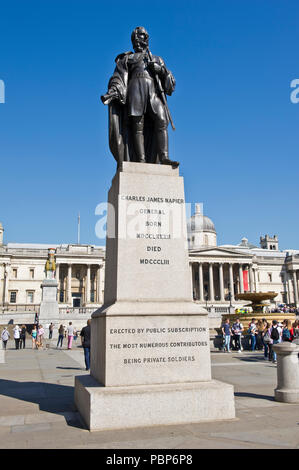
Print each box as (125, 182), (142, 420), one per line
(37, 325), (45, 349)
(67, 322), (74, 350)
(1, 327), (10, 350)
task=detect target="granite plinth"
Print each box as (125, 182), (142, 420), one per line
(39, 279), (59, 339)
(75, 162), (235, 429)
(75, 375), (235, 431)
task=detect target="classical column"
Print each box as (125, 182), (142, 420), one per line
(229, 263), (235, 301)
(56, 263), (60, 281)
(86, 265), (91, 304)
(293, 271), (298, 305)
(249, 265), (254, 292)
(239, 264), (244, 293)
(253, 268), (258, 292)
(55, 263), (60, 302)
(219, 263), (224, 302)
(190, 263), (194, 300)
(5, 264), (10, 305)
(287, 272), (292, 305)
(56, 263), (60, 287)
(198, 262), (204, 301)
(209, 263), (215, 302)
(2, 263), (9, 306)
(67, 264), (72, 304)
(97, 265), (103, 304)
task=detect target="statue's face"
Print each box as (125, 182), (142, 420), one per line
(132, 27), (149, 52)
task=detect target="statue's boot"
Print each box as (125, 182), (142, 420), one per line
(132, 118), (146, 163)
(161, 158), (180, 168)
(157, 128), (179, 168)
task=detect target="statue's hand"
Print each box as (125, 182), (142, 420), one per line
(148, 61), (162, 75)
(101, 90), (118, 105)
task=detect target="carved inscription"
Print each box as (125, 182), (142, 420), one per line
(108, 326), (208, 366)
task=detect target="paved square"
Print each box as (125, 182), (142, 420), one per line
(0, 343), (299, 448)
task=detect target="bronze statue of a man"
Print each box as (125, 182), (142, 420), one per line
(101, 27), (179, 168)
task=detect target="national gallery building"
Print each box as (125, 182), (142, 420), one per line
(0, 205), (299, 319)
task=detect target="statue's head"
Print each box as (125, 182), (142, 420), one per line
(131, 26), (149, 52)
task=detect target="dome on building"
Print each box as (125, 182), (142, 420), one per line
(187, 204), (217, 249)
(187, 204), (216, 233)
(238, 237), (258, 249)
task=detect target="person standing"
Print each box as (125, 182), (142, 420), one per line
(49, 323), (54, 340)
(67, 322), (74, 350)
(37, 325), (45, 349)
(1, 327), (10, 350)
(31, 325), (37, 349)
(248, 318), (258, 351)
(20, 325), (27, 349)
(282, 319), (292, 342)
(221, 319), (231, 352)
(57, 324), (64, 348)
(262, 322), (272, 360)
(232, 318), (244, 353)
(80, 319), (91, 371)
(270, 320), (280, 363)
(13, 325), (21, 350)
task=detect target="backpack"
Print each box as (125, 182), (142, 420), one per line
(282, 328), (291, 341)
(271, 327), (279, 341)
(263, 331), (271, 343)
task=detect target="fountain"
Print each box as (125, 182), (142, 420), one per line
(225, 291), (296, 325)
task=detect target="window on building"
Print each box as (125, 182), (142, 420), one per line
(29, 269), (35, 279)
(91, 290), (95, 302)
(27, 291), (34, 304)
(10, 291), (17, 303)
(59, 291), (64, 303)
(12, 269), (17, 279)
(268, 273), (272, 282)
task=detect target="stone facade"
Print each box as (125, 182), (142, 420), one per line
(0, 208), (299, 323)
(0, 242), (105, 316)
(187, 206), (299, 314)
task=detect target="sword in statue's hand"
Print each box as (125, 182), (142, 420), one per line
(147, 49), (176, 131)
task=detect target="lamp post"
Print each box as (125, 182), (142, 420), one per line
(205, 293), (209, 309)
(228, 284), (233, 313)
(228, 291), (232, 308)
(2, 263), (7, 311)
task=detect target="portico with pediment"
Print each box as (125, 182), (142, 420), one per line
(189, 247), (256, 304)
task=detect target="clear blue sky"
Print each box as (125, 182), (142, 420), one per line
(0, 0), (298, 250)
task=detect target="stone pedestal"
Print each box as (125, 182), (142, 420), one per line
(75, 162), (235, 430)
(39, 279), (59, 337)
(273, 342), (299, 403)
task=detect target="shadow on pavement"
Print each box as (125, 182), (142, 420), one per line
(238, 355), (269, 363)
(56, 366), (83, 371)
(0, 378), (85, 429)
(234, 391), (275, 402)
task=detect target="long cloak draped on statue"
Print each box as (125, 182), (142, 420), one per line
(107, 51), (175, 165)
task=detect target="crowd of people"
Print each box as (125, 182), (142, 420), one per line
(1, 320), (91, 371)
(221, 317), (299, 363)
(267, 306), (299, 314)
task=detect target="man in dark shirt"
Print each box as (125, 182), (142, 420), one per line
(221, 318), (232, 352)
(80, 319), (91, 371)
